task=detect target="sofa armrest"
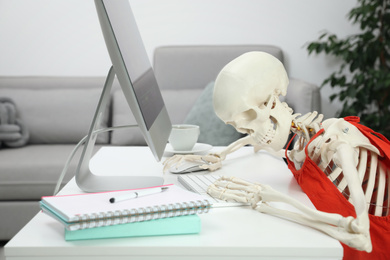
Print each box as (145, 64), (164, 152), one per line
(286, 78), (321, 115)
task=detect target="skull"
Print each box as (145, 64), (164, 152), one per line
(213, 51), (293, 151)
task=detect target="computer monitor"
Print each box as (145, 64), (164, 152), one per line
(75, 0), (172, 192)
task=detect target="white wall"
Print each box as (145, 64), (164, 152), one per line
(0, 0), (359, 118)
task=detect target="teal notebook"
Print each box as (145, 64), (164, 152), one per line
(64, 215), (201, 241)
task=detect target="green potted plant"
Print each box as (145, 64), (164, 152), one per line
(307, 0), (390, 138)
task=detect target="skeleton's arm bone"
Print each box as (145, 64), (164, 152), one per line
(215, 135), (256, 160)
(256, 202), (372, 252)
(219, 134), (288, 159)
(163, 135), (256, 172)
(251, 183), (357, 230)
(333, 143), (370, 236)
(208, 176), (372, 252)
(210, 177), (353, 229)
(199, 135), (259, 171)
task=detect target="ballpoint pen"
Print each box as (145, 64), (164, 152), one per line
(109, 187), (169, 203)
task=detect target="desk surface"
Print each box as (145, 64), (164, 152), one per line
(5, 146), (343, 260)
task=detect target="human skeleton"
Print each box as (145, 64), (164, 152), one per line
(164, 52), (390, 253)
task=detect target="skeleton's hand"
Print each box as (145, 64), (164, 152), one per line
(163, 153), (223, 173)
(207, 176), (264, 207)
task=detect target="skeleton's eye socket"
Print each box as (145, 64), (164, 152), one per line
(231, 109), (257, 135)
(237, 127), (254, 135)
(240, 109), (257, 121)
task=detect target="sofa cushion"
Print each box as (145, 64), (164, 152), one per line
(154, 45), (284, 91)
(0, 88), (109, 144)
(184, 82), (243, 146)
(111, 88), (202, 145)
(0, 144), (103, 200)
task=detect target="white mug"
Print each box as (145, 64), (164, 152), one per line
(168, 124), (200, 151)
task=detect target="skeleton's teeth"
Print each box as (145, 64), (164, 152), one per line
(258, 125), (276, 145)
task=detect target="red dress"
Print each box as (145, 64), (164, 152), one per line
(285, 117), (390, 260)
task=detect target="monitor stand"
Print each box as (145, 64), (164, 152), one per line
(75, 66), (164, 192)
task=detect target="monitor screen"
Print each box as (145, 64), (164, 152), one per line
(95, 0), (171, 161)
(75, 0), (171, 192)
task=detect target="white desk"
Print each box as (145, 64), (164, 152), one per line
(5, 147), (343, 260)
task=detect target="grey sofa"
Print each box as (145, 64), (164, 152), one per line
(0, 45), (321, 240)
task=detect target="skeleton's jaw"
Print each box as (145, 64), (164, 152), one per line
(251, 124), (276, 146)
(249, 116), (292, 152)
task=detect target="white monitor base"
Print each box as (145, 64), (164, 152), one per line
(75, 67), (164, 192)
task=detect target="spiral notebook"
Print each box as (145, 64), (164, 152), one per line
(40, 184), (210, 231)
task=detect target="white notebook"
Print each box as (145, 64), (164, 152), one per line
(40, 184), (210, 231)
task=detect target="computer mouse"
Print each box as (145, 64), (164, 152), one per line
(169, 161), (206, 174)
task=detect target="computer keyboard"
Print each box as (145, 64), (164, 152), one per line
(178, 174), (247, 207)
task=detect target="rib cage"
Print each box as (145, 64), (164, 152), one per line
(320, 148), (390, 217)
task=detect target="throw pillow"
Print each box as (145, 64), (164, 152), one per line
(183, 82), (243, 146)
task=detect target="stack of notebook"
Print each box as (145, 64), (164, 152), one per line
(40, 184), (211, 241)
